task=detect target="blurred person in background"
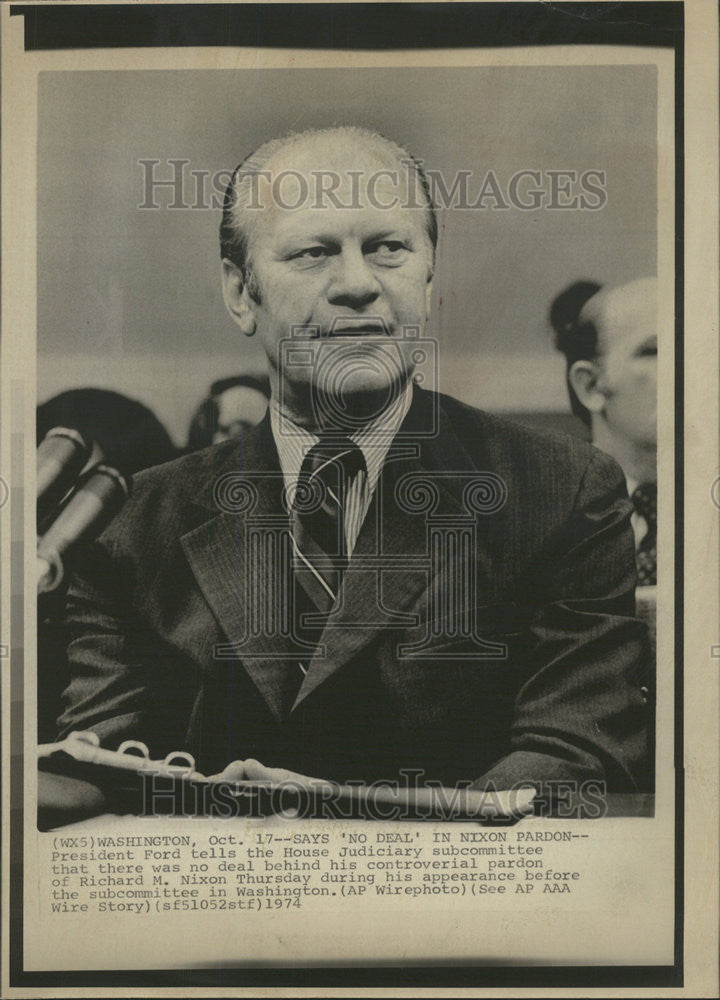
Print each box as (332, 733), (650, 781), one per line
(549, 278), (603, 436)
(37, 387), (178, 476)
(552, 276), (657, 787)
(552, 277), (657, 587)
(186, 374), (270, 451)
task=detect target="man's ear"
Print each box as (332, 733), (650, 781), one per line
(221, 258), (257, 336)
(568, 360), (607, 415)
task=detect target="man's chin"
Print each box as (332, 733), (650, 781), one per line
(329, 371), (408, 397)
(286, 375), (411, 429)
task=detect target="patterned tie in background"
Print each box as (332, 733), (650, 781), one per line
(291, 438), (365, 682)
(631, 482), (657, 587)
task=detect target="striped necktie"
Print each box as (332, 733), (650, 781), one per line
(291, 437), (365, 678)
(631, 482), (657, 587)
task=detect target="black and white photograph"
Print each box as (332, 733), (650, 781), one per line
(36, 60), (661, 820)
(1, 0), (717, 992)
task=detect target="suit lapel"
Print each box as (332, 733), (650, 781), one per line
(179, 417), (300, 722)
(292, 388), (476, 709)
(179, 391), (487, 720)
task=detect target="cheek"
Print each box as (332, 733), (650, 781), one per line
(257, 278), (317, 331)
(387, 272), (433, 319)
(608, 358), (656, 390)
(612, 370), (657, 416)
(629, 366), (658, 397)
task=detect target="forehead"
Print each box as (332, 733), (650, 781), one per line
(597, 300), (657, 356)
(583, 280), (657, 357)
(270, 132), (404, 176)
(248, 135), (425, 242)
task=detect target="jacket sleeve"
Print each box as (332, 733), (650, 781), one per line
(55, 527), (196, 757)
(473, 448), (652, 794)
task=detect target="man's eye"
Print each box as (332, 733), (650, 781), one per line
(293, 246), (329, 260)
(368, 241), (408, 261)
(635, 345), (658, 358)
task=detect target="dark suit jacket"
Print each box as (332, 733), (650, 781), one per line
(58, 388), (650, 790)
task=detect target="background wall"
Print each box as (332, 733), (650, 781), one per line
(37, 64), (657, 444)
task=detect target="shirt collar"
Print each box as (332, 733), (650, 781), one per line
(270, 381), (413, 493)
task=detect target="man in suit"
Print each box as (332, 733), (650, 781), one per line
(58, 126), (650, 794)
(553, 277), (658, 586)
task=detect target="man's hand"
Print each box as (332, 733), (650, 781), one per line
(206, 758), (323, 787)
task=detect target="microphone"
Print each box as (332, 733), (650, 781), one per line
(37, 427), (91, 523)
(37, 464), (130, 593)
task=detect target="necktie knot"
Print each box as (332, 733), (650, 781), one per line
(292, 438), (364, 519)
(300, 437), (365, 487)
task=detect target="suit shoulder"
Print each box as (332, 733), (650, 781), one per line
(435, 391), (625, 497)
(438, 391), (593, 462)
(101, 440), (241, 547)
(129, 444), (228, 500)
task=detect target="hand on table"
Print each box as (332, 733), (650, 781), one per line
(206, 758), (323, 787)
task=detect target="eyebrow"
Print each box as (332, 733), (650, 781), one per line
(275, 225), (418, 249)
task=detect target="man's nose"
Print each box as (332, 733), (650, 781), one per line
(326, 247), (380, 307)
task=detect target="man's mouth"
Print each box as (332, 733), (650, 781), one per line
(326, 318), (389, 337)
(325, 316), (388, 337)
(295, 316), (392, 340)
